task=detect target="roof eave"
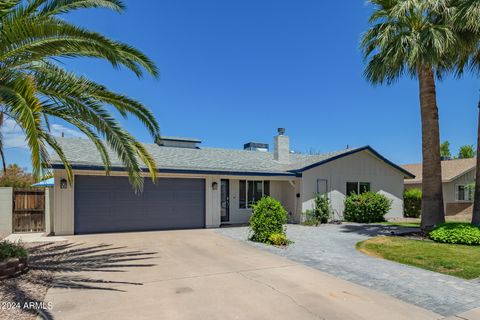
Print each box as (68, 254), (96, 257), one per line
(50, 163), (301, 177)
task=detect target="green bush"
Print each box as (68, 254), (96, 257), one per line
(0, 241), (27, 261)
(249, 196), (287, 243)
(344, 192), (391, 223)
(301, 209), (319, 226)
(404, 188), (422, 218)
(430, 223), (480, 245)
(268, 233), (290, 246)
(314, 194), (331, 224)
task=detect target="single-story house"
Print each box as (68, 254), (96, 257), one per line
(402, 158), (476, 217)
(49, 129), (413, 235)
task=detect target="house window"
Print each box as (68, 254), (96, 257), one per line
(239, 180), (270, 208)
(346, 182), (371, 195)
(456, 184), (474, 202)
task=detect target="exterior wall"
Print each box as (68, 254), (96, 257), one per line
(0, 187), (12, 238)
(301, 150), (405, 220)
(44, 188), (54, 235)
(52, 169), (295, 235)
(226, 179), (295, 224)
(444, 170), (475, 218)
(53, 170), (74, 235)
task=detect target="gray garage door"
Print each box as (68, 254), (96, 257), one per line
(74, 176), (205, 234)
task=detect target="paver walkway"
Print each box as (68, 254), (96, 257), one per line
(217, 224), (480, 317)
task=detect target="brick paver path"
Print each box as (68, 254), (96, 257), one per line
(217, 224), (480, 317)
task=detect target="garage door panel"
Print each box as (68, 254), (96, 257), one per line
(74, 176), (205, 234)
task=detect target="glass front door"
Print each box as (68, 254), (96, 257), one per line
(221, 179), (229, 222)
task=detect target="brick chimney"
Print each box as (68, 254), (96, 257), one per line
(274, 128), (289, 163)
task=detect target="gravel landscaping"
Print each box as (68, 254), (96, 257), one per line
(0, 242), (66, 320)
(217, 223), (480, 317)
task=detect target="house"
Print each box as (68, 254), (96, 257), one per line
(49, 129), (413, 235)
(402, 158), (476, 218)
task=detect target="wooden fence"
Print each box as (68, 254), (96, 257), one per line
(12, 188), (45, 233)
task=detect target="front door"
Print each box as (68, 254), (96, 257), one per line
(221, 179), (230, 222)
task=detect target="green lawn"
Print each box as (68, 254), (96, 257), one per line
(378, 220), (470, 228)
(356, 236), (480, 279)
(379, 221), (421, 227)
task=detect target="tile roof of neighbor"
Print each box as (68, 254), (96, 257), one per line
(402, 158), (476, 184)
(50, 138), (413, 177)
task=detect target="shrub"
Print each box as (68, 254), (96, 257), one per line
(0, 241), (27, 261)
(404, 188), (422, 218)
(301, 209), (318, 226)
(268, 233), (290, 246)
(314, 194), (331, 224)
(344, 192), (391, 223)
(430, 223), (480, 245)
(249, 196), (287, 243)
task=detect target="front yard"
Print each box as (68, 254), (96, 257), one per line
(357, 236), (480, 279)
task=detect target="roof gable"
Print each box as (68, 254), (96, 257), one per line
(402, 158), (476, 183)
(290, 146), (415, 178)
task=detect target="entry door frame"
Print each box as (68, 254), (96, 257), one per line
(221, 179), (230, 223)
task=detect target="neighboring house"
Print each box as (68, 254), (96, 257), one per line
(402, 158), (476, 217)
(48, 129), (413, 235)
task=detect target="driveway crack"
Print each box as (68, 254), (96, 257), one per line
(238, 271), (326, 320)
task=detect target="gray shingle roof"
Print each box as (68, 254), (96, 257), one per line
(49, 137), (359, 175)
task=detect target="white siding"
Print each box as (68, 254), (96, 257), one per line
(301, 150), (405, 220)
(226, 179), (293, 224)
(444, 169), (475, 206)
(53, 170), (74, 235)
(0, 187), (12, 238)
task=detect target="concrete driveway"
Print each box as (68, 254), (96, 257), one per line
(44, 229), (440, 320)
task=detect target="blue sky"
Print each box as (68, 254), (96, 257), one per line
(4, 0), (479, 170)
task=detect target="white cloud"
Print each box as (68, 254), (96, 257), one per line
(1, 119), (85, 150)
(2, 119), (27, 149)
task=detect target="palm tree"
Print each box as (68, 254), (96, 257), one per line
(0, 0), (160, 191)
(473, 98), (480, 226)
(454, 0), (480, 226)
(361, 0), (470, 230)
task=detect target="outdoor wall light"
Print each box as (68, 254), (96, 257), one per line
(60, 178), (68, 189)
(212, 182), (218, 190)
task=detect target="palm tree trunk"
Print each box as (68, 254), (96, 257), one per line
(0, 112), (5, 175)
(418, 68), (445, 231)
(472, 103), (480, 226)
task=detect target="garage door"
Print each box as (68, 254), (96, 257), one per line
(74, 176), (205, 234)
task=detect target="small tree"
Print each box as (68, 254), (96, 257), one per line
(458, 145), (476, 159)
(0, 165), (34, 188)
(440, 141), (451, 159)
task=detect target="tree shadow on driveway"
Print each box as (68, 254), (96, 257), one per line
(0, 241), (157, 320)
(337, 223), (420, 237)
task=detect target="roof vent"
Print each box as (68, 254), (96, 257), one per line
(244, 142), (269, 152)
(156, 136), (201, 149)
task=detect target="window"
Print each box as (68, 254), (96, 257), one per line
(346, 182), (371, 195)
(239, 180), (270, 208)
(456, 184), (474, 202)
(317, 179), (328, 195)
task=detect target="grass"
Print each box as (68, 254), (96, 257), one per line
(379, 221), (421, 227)
(356, 236), (480, 279)
(379, 220), (470, 228)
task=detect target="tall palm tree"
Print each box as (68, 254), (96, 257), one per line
(0, 0), (160, 191)
(454, 0), (480, 226)
(362, 0), (470, 230)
